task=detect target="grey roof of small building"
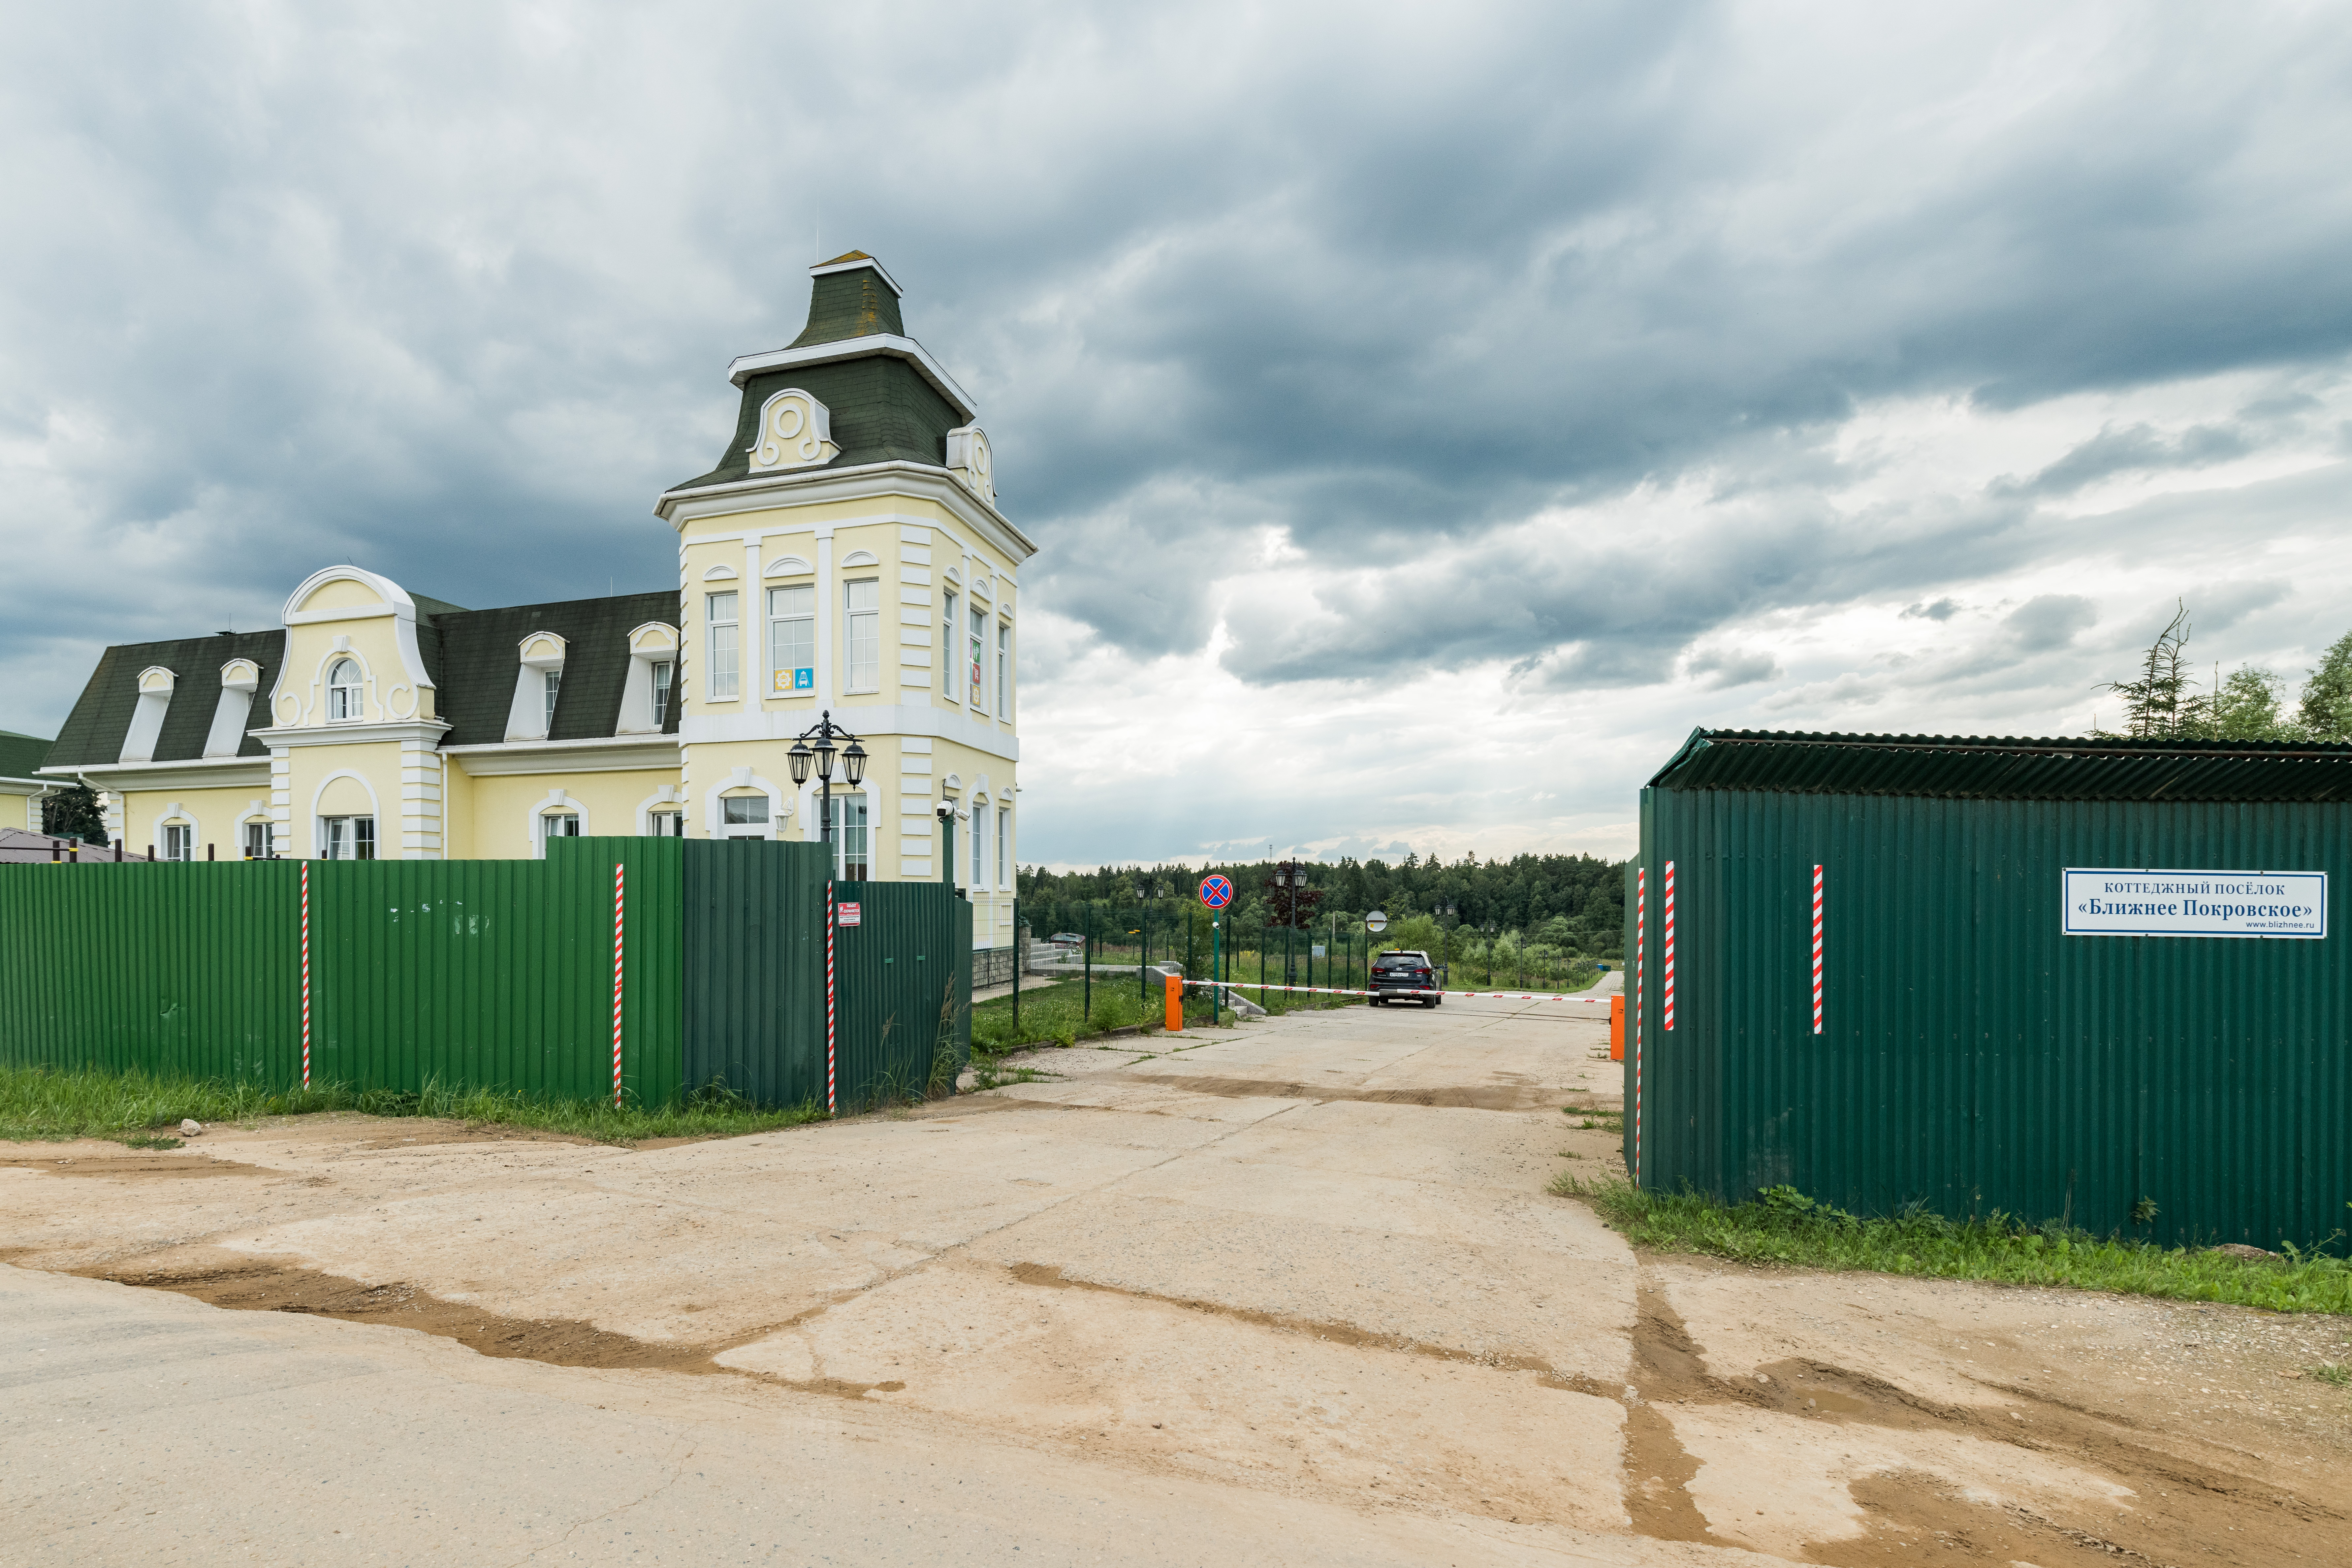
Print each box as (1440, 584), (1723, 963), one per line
(1650, 729), (2352, 803)
(46, 591), (681, 766)
(669, 255), (965, 493)
(0, 728), (50, 782)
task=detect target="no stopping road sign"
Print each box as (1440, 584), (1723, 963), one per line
(1199, 874), (1234, 909)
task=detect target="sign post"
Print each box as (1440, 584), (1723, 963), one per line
(1200, 875), (1234, 1024)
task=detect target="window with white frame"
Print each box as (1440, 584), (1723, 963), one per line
(652, 661), (673, 726)
(719, 794), (769, 838)
(649, 809), (684, 837)
(968, 608), (987, 712)
(828, 792), (870, 880)
(941, 591), (957, 699)
(326, 658), (363, 721)
(844, 579), (880, 693)
(243, 819), (273, 859)
(970, 802), (987, 885)
(706, 592), (740, 699)
(997, 809), (1008, 887)
(543, 669), (561, 731)
(162, 823), (192, 862)
(768, 585), (814, 694)
(539, 811), (580, 854)
(997, 621), (1010, 717)
(323, 816), (376, 860)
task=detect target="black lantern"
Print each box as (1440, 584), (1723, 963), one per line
(842, 740), (868, 786)
(787, 739), (813, 786)
(811, 732), (838, 781)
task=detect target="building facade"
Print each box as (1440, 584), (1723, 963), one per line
(38, 253), (1033, 949)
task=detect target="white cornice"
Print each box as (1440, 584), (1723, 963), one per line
(39, 757), (271, 791)
(285, 605), (395, 625)
(250, 720), (451, 749)
(443, 736), (683, 777)
(724, 335), (975, 420)
(656, 462), (1037, 565)
(681, 704), (1019, 764)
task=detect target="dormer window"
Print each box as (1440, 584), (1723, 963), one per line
(653, 662), (673, 726)
(327, 658), (363, 721)
(544, 669), (562, 731)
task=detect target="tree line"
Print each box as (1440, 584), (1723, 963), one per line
(2102, 603), (2352, 741)
(1016, 849), (1629, 959)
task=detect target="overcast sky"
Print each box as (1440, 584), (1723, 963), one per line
(6, 2), (2351, 868)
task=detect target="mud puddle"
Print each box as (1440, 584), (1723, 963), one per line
(1622, 1273), (2343, 1565)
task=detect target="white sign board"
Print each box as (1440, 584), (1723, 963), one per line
(2062, 869), (2327, 939)
(837, 901), (862, 928)
(1365, 909), (1388, 933)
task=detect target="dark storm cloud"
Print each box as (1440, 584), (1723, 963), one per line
(6, 1), (2352, 737)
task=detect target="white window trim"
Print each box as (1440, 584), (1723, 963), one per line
(940, 590), (958, 702)
(634, 785), (685, 837)
(154, 801), (198, 862)
(705, 590), (743, 702)
(843, 578), (882, 695)
(526, 788), (588, 857)
(506, 633), (569, 742)
(767, 584), (816, 698)
(325, 656), (368, 724)
(619, 623), (680, 734)
(308, 771), (382, 856)
(703, 767), (785, 840)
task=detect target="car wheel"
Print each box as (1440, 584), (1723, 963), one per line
(1426, 997), (1441, 1008)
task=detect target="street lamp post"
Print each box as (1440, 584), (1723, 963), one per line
(786, 710), (868, 878)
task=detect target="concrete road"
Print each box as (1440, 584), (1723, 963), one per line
(6, 994), (2346, 1566)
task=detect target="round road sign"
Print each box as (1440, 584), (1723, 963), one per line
(1365, 908), (1389, 933)
(1199, 874), (1235, 909)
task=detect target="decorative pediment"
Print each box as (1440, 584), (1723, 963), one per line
(841, 550), (880, 568)
(703, 564), (738, 580)
(945, 424), (994, 503)
(747, 388), (840, 473)
(517, 632), (567, 670)
(764, 555), (813, 577)
(219, 659), (261, 692)
(628, 623), (679, 656)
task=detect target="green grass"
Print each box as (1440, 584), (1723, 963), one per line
(0, 1063), (825, 1146)
(1552, 1174), (2352, 1316)
(2310, 1361), (2352, 1387)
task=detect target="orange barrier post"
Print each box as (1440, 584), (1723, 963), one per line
(1609, 994), (1625, 1061)
(1164, 973), (1185, 1031)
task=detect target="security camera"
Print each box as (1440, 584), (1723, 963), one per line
(935, 801), (953, 822)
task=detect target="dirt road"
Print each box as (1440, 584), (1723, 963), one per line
(5, 997), (2348, 1564)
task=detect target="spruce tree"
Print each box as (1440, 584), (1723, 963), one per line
(2298, 630), (2352, 741)
(41, 783), (109, 846)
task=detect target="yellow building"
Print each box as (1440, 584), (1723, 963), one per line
(39, 253), (1034, 951)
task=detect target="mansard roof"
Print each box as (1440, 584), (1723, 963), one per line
(434, 590), (682, 746)
(47, 629), (288, 768)
(45, 590), (680, 768)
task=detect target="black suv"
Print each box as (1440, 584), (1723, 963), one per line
(1369, 950), (1441, 1007)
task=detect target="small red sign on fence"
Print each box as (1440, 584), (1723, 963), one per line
(838, 901), (862, 927)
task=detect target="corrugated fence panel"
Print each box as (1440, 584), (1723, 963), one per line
(832, 881), (971, 1108)
(1640, 787), (2352, 1248)
(681, 839), (829, 1107)
(0, 861), (303, 1085)
(1, 848), (682, 1103)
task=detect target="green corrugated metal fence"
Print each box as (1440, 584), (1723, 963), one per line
(1626, 785), (2352, 1250)
(1, 837), (968, 1111)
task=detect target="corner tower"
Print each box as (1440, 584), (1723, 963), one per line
(655, 254), (1034, 958)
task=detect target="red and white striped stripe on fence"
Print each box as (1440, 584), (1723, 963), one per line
(1633, 866), (1645, 1179)
(1662, 860), (1675, 1032)
(299, 862), (312, 1090)
(1811, 863), (1824, 1035)
(611, 862), (626, 1106)
(825, 880), (837, 1115)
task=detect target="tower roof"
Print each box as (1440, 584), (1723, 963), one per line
(791, 253), (906, 347)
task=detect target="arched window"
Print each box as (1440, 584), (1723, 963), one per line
(327, 659), (363, 721)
